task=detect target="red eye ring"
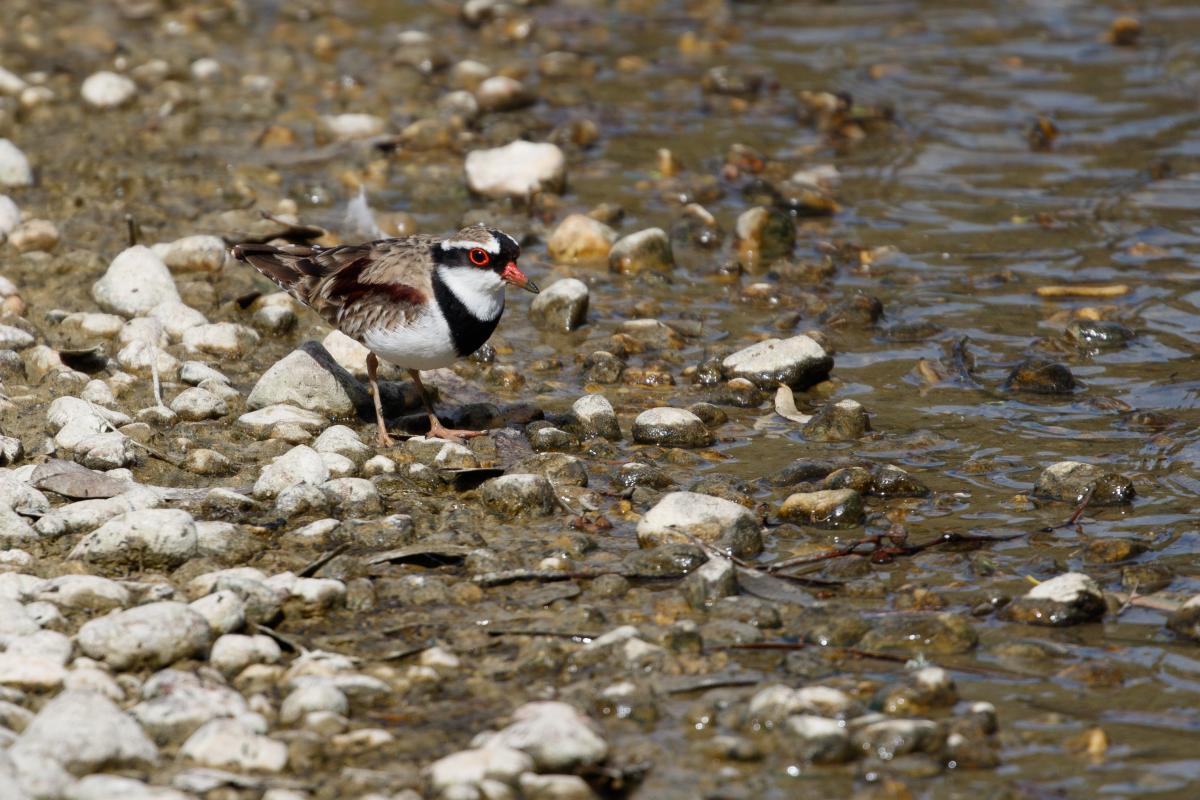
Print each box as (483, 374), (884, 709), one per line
(468, 248), (490, 266)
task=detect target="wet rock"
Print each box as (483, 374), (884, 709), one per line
(77, 601), (212, 670)
(466, 140), (566, 198)
(609, 228), (674, 274)
(247, 342), (369, 417)
(81, 71), (137, 108)
(722, 335), (833, 389)
(783, 715), (854, 764)
(852, 718), (944, 760)
(9, 219), (58, 253)
(632, 407), (713, 448)
(11, 690), (157, 773)
(637, 491), (762, 558)
(131, 669), (248, 744)
(0, 140), (32, 188)
(428, 746), (533, 797)
(529, 278), (589, 332)
(803, 399), (870, 441)
(475, 701), (608, 772)
(735, 206), (795, 267)
(506, 453), (588, 487)
(870, 465), (930, 498)
(475, 75), (534, 111)
(69, 508), (198, 568)
(92, 246), (181, 317)
(280, 679), (349, 724)
(253, 445), (330, 499)
(182, 322), (259, 357)
(1032, 461), (1135, 506)
(570, 394), (621, 440)
(858, 613), (978, 655)
(615, 462), (672, 490)
(1084, 537), (1147, 564)
(779, 489), (864, 528)
(481, 474), (558, 517)
(583, 350), (623, 383)
(682, 554), (737, 608)
(180, 718), (287, 772)
(547, 214), (617, 264)
(169, 387), (227, 421)
(1004, 357), (1076, 394)
(184, 448), (233, 476)
(1066, 319), (1134, 349)
(151, 235), (228, 274)
(1002, 572), (1105, 627)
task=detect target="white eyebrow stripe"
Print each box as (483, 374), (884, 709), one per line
(440, 238), (499, 254)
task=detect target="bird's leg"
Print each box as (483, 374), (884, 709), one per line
(367, 353), (393, 447)
(407, 369), (487, 442)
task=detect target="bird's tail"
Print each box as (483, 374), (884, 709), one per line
(231, 243), (322, 305)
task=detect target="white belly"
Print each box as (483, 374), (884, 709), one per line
(362, 306), (460, 370)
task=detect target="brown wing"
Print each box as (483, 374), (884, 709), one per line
(231, 238), (435, 339)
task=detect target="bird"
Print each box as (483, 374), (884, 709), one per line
(231, 224), (538, 446)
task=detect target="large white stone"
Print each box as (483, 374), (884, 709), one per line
(247, 343), (368, 416)
(11, 690), (157, 773)
(465, 140), (565, 198)
(721, 334), (833, 389)
(131, 669), (249, 743)
(34, 487), (162, 539)
(253, 445), (330, 499)
(0, 139), (32, 187)
(475, 701), (607, 772)
(180, 719), (287, 772)
(76, 601), (211, 670)
(92, 246), (181, 317)
(151, 235), (227, 273)
(69, 508), (198, 568)
(636, 491), (760, 550)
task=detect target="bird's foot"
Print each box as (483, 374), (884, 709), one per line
(375, 432), (396, 448)
(428, 419), (487, 443)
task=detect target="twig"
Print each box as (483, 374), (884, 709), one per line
(765, 528), (1022, 574)
(298, 543), (350, 578)
(85, 398), (183, 469)
(150, 354), (164, 408)
(485, 629), (597, 642)
(1108, 591), (1180, 614)
(253, 623), (309, 654)
(472, 568), (612, 587)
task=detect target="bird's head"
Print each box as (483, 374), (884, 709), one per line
(435, 225), (538, 294)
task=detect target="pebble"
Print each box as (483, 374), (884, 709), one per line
(323, 477), (382, 515)
(722, 335), (833, 389)
(1002, 572), (1106, 626)
(280, 679), (349, 724)
(1032, 460), (1135, 506)
(189, 590), (246, 635)
(237, 404), (328, 437)
(475, 75), (534, 111)
(77, 601), (212, 670)
(0, 475), (50, 517)
(0, 325), (33, 351)
(0, 195), (19, 234)
(170, 387), (227, 421)
(547, 214), (617, 264)
(69, 774), (193, 800)
(9, 219), (58, 253)
(210, 633), (282, 676)
(182, 322), (259, 357)
(735, 206), (796, 266)
(69, 508), (198, 568)
(1066, 319), (1134, 349)
(92, 246), (181, 317)
(506, 453), (588, 487)
(10, 689), (157, 773)
(253, 445), (330, 499)
(131, 669), (249, 743)
(519, 774), (595, 800)
(428, 747), (533, 796)
(852, 718), (943, 760)
(151, 235), (227, 273)
(608, 228), (674, 273)
(529, 278), (589, 332)
(314, 425), (372, 466)
(247, 342), (370, 417)
(858, 613), (978, 655)
(34, 487), (162, 539)
(184, 448), (233, 476)
(465, 140), (566, 198)
(779, 489), (864, 528)
(682, 555), (737, 608)
(784, 715), (853, 764)
(481, 474), (558, 517)
(0, 67), (26, 96)
(637, 491), (762, 558)
(320, 113), (387, 141)
(81, 71), (137, 108)
(570, 394), (621, 440)
(0, 140), (33, 187)
(632, 407), (713, 448)
(180, 718), (287, 772)
(474, 701), (608, 771)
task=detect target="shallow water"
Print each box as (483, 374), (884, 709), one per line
(4, 0), (1200, 797)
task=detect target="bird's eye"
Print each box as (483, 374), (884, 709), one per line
(469, 248), (490, 266)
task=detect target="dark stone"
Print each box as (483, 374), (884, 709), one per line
(1004, 357), (1077, 394)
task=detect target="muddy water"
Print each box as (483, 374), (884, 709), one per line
(4, 0), (1200, 797)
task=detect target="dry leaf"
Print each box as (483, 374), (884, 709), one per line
(774, 385), (812, 424)
(1036, 284), (1129, 299)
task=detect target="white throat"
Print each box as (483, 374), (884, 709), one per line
(435, 265), (505, 321)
